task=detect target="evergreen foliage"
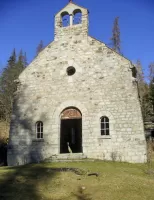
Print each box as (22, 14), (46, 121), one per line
(149, 62), (154, 82)
(110, 17), (121, 54)
(147, 62), (154, 121)
(135, 60), (154, 122)
(0, 49), (27, 165)
(136, 60), (151, 121)
(149, 78), (154, 114)
(36, 40), (44, 55)
(0, 49), (27, 122)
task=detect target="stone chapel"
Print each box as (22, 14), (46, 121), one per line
(7, 1), (147, 166)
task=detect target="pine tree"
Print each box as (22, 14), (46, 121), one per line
(149, 62), (154, 82)
(0, 49), (27, 121)
(23, 52), (28, 67)
(0, 49), (27, 158)
(16, 50), (26, 73)
(36, 40), (44, 55)
(0, 50), (16, 121)
(136, 60), (151, 121)
(136, 60), (144, 91)
(148, 62), (154, 120)
(110, 17), (121, 53)
(149, 78), (154, 114)
(8, 48), (16, 67)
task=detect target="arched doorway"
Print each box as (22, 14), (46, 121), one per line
(60, 107), (82, 154)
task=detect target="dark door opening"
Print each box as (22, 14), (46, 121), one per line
(60, 119), (82, 153)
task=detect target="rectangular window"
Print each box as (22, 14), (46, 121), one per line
(101, 117), (110, 136)
(36, 121), (43, 139)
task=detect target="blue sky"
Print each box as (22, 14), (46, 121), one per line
(0, 0), (154, 77)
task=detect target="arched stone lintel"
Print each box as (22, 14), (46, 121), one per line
(61, 107), (82, 119)
(94, 111), (116, 123)
(56, 6), (87, 18)
(52, 100), (88, 125)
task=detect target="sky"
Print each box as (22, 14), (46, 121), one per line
(0, 0), (154, 77)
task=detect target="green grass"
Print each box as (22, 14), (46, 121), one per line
(0, 161), (154, 200)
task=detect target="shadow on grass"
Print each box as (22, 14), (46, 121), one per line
(73, 187), (92, 200)
(0, 164), (56, 200)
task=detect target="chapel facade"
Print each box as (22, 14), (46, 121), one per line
(7, 1), (147, 166)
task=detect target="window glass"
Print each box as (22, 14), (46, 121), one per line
(100, 117), (110, 136)
(36, 121), (43, 139)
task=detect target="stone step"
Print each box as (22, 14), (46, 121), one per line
(43, 153), (89, 162)
(52, 153), (87, 160)
(44, 159), (95, 163)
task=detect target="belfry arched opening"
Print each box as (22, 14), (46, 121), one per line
(60, 107), (82, 154)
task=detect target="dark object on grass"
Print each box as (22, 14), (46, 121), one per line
(0, 143), (7, 166)
(88, 173), (99, 177)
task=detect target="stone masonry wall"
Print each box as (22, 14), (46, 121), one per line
(7, 2), (147, 166)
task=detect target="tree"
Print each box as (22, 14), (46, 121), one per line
(149, 78), (154, 114)
(16, 50), (26, 73)
(0, 49), (17, 120)
(36, 40), (44, 55)
(136, 60), (144, 82)
(136, 60), (151, 121)
(23, 52), (28, 67)
(0, 49), (27, 164)
(148, 63), (154, 120)
(110, 17), (121, 54)
(136, 60), (145, 100)
(149, 62), (154, 82)
(0, 49), (26, 121)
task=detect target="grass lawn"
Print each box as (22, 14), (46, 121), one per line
(0, 160), (154, 200)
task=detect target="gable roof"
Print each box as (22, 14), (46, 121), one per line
(89, 35), (134, 66)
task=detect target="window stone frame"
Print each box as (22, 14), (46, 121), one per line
(36, 121), (44, 139)
(93, 111), (116, 139)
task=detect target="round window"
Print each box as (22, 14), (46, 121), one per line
(66, 66), (76, 76)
